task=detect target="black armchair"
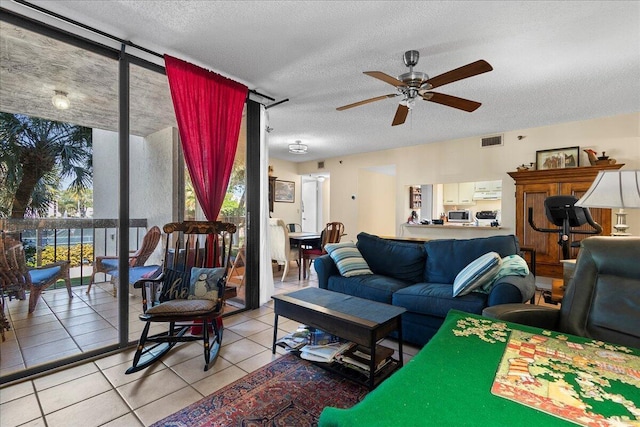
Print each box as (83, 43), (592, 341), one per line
(483, 236), (640, 348)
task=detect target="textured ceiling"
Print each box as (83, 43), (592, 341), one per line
(1, 1), (639, 163)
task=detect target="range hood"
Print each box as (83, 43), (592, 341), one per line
(472, 191), (501, 200)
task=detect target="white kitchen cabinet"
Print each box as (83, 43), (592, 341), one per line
(443, 183), (459, 204)
(458, 182), (475, 204)
(474, 180), (502, 192)
(443, 182), (475, 205)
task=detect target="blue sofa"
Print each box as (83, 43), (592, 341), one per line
(314, 232), (535, 346)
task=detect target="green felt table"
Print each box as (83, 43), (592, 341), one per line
(319, 309), (640, 427)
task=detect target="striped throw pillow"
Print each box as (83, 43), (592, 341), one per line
(452, 252), (502, 297)
(325, 242), (373, 277)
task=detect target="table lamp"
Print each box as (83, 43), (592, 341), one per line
(575, 170), (640, 236)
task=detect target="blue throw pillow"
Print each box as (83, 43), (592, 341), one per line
(452, 252), (502, 297)
(325, 242), (373, 278)
(188, 267), (226, 300)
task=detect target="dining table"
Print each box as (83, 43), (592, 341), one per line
(288, 232), (321, 279)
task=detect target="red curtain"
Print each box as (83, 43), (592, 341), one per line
(164, 55), (248, 221)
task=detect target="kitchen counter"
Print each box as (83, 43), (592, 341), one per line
(399, 223), (509, 241)
(403, 223), (502, 230)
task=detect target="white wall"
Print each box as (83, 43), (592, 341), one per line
(357, 169), (396, 237)
(92, 127), (177, 264)
(296, 113), (640, 240)
(93, 129), (119, 220)
(269, 157), (302, 224)
(131, 127), (176, 232)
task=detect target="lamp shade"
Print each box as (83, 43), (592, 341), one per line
(575, 170), (640, 208)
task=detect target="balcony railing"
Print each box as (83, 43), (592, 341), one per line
(1, 218), (150, 287)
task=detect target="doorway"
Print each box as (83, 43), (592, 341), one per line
(301, 175), (328, 232)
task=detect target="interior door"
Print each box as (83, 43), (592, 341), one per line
(301, 179), (318, 232)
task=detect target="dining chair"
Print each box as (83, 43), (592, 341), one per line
(287, 223), (302, 233)
(286, 223), (303, 250)
(301, 222), (344, 279)
(269, 218), (299, 282)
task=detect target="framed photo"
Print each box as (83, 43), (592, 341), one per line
(274, 180), (295, 203)
(536, 146), (580, 170)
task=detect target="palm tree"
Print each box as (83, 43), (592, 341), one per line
(0, 113), (92, 218)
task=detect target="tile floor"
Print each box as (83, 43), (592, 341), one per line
(1, 278), (246, 377)
(0, 263), (421, 427)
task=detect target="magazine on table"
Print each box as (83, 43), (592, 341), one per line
(276, 326), (344, 352)
(300, 341), (355, 363)
(335, 345), (394, 374)
(275, 327), (311, 351)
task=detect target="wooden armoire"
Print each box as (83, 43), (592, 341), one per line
(508, 164), (623, 278)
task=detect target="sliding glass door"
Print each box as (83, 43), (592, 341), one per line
(0, 15), (121, 380)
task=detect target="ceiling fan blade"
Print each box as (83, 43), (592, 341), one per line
(423, 92), (482, 112)
(426, 60), (493, 90)
(392, 104), (409, 126)
(364, 71), (406, 87)
(336, 94), (398, 111)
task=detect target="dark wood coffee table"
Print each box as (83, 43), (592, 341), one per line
(272, 287), (406, 389)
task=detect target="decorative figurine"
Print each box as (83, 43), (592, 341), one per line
(584, 149), (598, 166)
(584, 149), (616, 166)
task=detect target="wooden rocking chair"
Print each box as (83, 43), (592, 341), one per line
(126, 221), (236, 374)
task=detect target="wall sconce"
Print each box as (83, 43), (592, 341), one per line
(52, 90), (70, 110)
(575, 170), (640, 235)
(288, 140), (308, 154)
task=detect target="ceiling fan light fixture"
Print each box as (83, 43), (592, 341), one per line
(418, 82), (433, 96)
(336, 50), (492, 126)
(52, 90), (70, 110)
(288, 140), (308, 154)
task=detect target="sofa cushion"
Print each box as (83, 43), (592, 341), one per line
(393, 283), (489, 318)
(424, 235), (519, 284)
(453, 252), (502, 297)
(327, 274), (411, 304)
(325, 242), (373, 277)
(356, 232), (426, 283)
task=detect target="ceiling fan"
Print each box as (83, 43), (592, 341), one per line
(336, 50), (493, 126)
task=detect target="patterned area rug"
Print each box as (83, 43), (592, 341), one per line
(152, 353), (368, 427)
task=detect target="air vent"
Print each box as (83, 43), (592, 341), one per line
(481, 135), (503, 148)
(317, 161), (325, 169)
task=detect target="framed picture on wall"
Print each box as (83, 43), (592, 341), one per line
(536, 146), (580, 170)
(275, 180), (295, 203)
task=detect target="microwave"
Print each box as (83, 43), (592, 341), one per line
(448, 209), (472, 223)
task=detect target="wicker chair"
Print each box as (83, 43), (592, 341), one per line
(0, 234), (71, 316)
(87, 225), (161, 295)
